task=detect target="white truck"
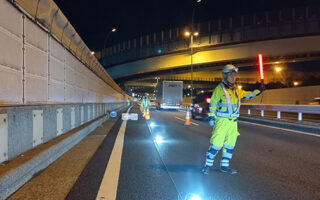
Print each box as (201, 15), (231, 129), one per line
(155, 81), (183, 110)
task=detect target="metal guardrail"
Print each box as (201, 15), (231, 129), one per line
(241, 104), (320, 121)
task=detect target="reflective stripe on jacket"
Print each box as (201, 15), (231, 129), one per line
(141, 99), (151, 108)
(208, 83), (261, 118)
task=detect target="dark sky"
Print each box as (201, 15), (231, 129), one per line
(54, 0), (319, 51)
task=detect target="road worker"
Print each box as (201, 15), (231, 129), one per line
(140, 96), (151, 117)
(202, 64), (265, 175)
(127, 98), (131, 106)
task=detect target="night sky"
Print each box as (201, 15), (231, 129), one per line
(54, 0), (319, 51)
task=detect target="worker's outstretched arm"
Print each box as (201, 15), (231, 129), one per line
(238, 83), (265, 100)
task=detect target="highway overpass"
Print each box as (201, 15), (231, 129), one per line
(0, 1), (319, 199)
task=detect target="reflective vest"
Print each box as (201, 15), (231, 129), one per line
(208, 83), (261, 119)
(141, 99), (150, 108)
(216, 83), (241, 118)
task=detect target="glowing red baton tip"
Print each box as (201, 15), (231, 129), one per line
(258, 53), (264, 80)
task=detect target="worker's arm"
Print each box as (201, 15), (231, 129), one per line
(238, 87), (263, 100)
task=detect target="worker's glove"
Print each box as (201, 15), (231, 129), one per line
(259, 82), (265, 92)
(208, 117), (216, 127)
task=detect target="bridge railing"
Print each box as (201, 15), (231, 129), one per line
(101, 5), (320, 67)
(241, 104), (320, 121)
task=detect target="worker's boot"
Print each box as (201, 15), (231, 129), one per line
(220, 166), (237, 174)
(201, 165), (210, 175)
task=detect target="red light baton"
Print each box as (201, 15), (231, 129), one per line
(258, 53), (264, 84)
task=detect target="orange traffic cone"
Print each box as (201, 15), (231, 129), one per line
(184, 109), (191, 126)
(145, 109), (150, 120)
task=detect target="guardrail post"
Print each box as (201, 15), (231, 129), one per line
(298, 112), (302, 121)
(261, 110), (264, 117)
(248, 109), (251, 115)
(277, 111), (281, 119)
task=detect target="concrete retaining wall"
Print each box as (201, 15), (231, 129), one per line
(244, 85), (320, 105)
(0, 113), (112, 200)
(0, 102), (126, 164)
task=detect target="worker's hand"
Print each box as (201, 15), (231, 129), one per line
(208, 117), (216, 127)
(259, 82), (265, 92)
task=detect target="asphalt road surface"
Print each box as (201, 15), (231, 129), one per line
(8, 105), (320, 200)
(65, 105), (320, 200)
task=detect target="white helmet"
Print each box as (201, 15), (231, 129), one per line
(222, 64), (238, 76)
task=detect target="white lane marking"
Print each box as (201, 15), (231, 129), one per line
(174, 116), (200, 126)
(239, 120), (320, 138)
(96, 106), (132, 200)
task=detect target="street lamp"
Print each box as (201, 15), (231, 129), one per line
(275, 67), (282, 72)
(186, 0), (202, 103)
(185, 31), (199, 103)
(154, 77), (160, 93)
(103, 28), (117, 56)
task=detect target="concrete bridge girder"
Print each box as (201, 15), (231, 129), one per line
(107, 35), (320, 80)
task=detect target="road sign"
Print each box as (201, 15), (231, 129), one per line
(121, 113), (138, 121)
(110, 111), (117, 118)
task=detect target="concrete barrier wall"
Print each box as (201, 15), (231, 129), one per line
(0, 0), (124, 105)
(0, 102), (126, 164)
(243, 85), (320, 105)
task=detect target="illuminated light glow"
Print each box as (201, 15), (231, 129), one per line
(188, 85), (191, 88)
(149, 122), (155, 128)
(293, 81), (299, 86)
(154, 136), (163, 144)
(157, 49), (162, 54)
(185, 31), (191, 36)
(91, 51), (95, 55)
(205, 98), (211, 104)
(111, 28), (117, 32)
(275, 67), (282, 72)
(238, 85), (242, 89)
(258, 54), (264, 80)
(275, 61), (280, 64)
(194, 32), (199, 36)
(201, 90), (204, 93)
(190, 194), (202, 200)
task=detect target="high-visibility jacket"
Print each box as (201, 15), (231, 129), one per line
(140, 98), (151, 108)
(208, 83), (262, 118)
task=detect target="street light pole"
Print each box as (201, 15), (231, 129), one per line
(190, 0), (201, 104)
(190, 34), (194, 103)
(103, 28), (117, 57)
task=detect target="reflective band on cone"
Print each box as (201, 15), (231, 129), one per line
(184, 109), (191, 126)
(145, 109), (150, 120)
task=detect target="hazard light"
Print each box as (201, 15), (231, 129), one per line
(205, 98), (211, 104)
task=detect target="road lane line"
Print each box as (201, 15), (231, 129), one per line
(174, 116), (200, 126)
(96, 106), (132, 200)
(239, 120), (320, 138)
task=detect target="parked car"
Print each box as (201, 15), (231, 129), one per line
(191, 91), (212, 120)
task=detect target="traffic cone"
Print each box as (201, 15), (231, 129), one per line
(184, 109), (191, 126)
(145, 109), (150, 120)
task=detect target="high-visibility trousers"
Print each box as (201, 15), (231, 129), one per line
(140, 107), (148, 113)
(210, 117), (240, 148)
